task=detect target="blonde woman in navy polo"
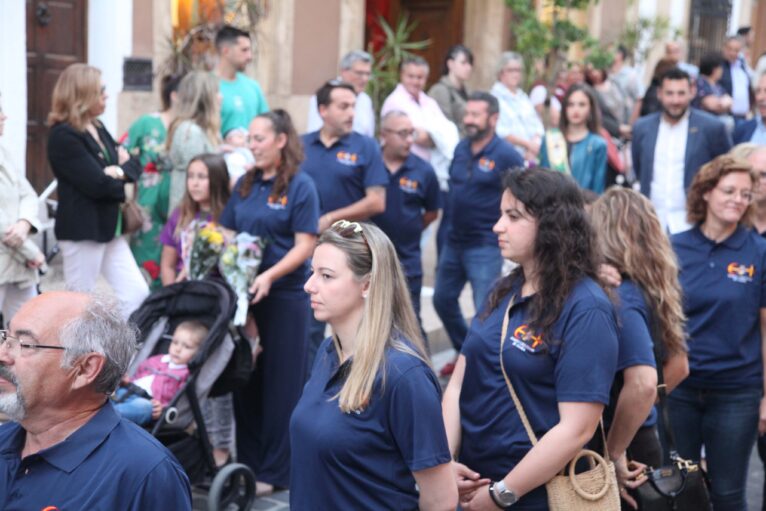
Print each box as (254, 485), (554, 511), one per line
(442, 168), (618, 510)
(668, 155), (766, 511)
(290, 222), (456, 510)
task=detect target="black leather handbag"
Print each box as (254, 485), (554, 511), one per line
(629, 312), (712, 511)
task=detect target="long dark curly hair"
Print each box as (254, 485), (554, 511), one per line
(483, 168), (600, 340)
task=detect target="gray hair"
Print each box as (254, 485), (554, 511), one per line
(400, 55), (429, 72)
(730, 143), (766, 160)
(496, 51), (523, 77)
(340, 50), (373, 70)
(59, 294), (138, 394)
(381, 110), (409, 127)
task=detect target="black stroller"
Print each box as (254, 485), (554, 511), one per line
(128, 279), (256, 511)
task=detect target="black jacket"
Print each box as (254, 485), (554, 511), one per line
(47, 122), (141, 242)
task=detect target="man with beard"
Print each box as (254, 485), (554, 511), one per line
(215, 25), (269, 136)
(433, 92), (523, 376)
(371, 111), (441, 336)
(632, 67), (731, 234)
(0, 292), (191, 510)
(300, 80), (387, 366)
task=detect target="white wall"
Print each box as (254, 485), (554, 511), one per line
(0, 0), (28, 175)
(88, 0), (133, 134)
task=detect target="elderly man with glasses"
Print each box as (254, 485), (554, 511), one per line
(0, 291), (191, 510)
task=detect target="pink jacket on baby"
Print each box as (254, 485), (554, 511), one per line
(131, 354), (190, 406)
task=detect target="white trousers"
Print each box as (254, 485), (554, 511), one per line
(0, 283), (38, 327)
(59, 237), (149, 320)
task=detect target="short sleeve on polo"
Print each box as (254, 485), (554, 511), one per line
(387, 365), (451, 472)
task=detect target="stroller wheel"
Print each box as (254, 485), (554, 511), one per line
(207, 463), (256, 511)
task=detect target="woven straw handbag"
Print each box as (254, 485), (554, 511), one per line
(499, 298), (620, 510)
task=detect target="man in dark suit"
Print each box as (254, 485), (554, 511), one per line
(632, 68), (732, 234)
(718, 36), (752, 124)
(733, 72), (766, 144)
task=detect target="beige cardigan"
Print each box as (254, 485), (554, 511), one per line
(0, 146), (43, 288)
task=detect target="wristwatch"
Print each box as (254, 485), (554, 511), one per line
(489, 480), (518, 508)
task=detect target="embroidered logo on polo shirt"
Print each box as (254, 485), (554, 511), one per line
(267, 195), (288, 210)
(336, 151), (359, 166)
(727, 262), (755, 283)
(510, 324), (546, 353)
(477, 157), (496, 173)
(399, 177), (419, 194)
(42, 507), (60, 511)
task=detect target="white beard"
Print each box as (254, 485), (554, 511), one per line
(0, 390), (26, 421)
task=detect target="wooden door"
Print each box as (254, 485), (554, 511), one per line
(26, 0), (88, 193)
(388, 0), (465, 88)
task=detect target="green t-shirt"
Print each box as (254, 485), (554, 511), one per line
(219, 72), (269, 136)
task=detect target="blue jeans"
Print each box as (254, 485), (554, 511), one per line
(406, 274), (429, 352)
(113, 388), (153, 425)
(436, 190), (451, 261)
(433, 242), (502, 351)
(667, 385), (761, 511)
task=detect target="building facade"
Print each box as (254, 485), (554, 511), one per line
(1, 0), (761, 190)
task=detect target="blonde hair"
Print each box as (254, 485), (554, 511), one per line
(318, 222), (428, 413)
(174, 319), (209, 347)
(591, 188), (687, 356)
(47, 63), (103, 130)
(166, 71), (221, 149)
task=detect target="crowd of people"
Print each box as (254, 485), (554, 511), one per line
(2, 22), (766, 510)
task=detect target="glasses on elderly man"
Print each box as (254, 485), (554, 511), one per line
(0, 330), (66, 353)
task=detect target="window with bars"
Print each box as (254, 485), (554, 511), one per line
(687, 0), (732, 66)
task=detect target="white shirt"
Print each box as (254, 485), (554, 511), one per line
(491, 82), (544, 154)
(730, 59), (750, 116)
(380, 83), (454, 161)
(306, 89), (376, 137)
(650, 112), (690, 234)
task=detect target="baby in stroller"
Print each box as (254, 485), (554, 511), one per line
(113, 320), (208, 425)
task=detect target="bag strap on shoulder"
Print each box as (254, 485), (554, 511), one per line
(498, 296), (609, 457)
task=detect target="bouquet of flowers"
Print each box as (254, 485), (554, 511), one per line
(219, 232), (266, 325)
(187, 221), (225, 280)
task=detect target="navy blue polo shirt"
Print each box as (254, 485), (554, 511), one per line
(0, 401), (191, 511)
(300, 130), (388, 214)
(614, 279), (658, 427)
(220, 171), (320, 294)
(459, 277), (618, 509)
(672, 225), (766, 389)
(290, 337), (451, 510)
(448, 135), (524, 246)
(371, 153), (441, 278)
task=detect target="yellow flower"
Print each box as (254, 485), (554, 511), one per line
(208, 231), (224, 246)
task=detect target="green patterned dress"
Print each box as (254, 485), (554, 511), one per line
(123, 113), (171, 290)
